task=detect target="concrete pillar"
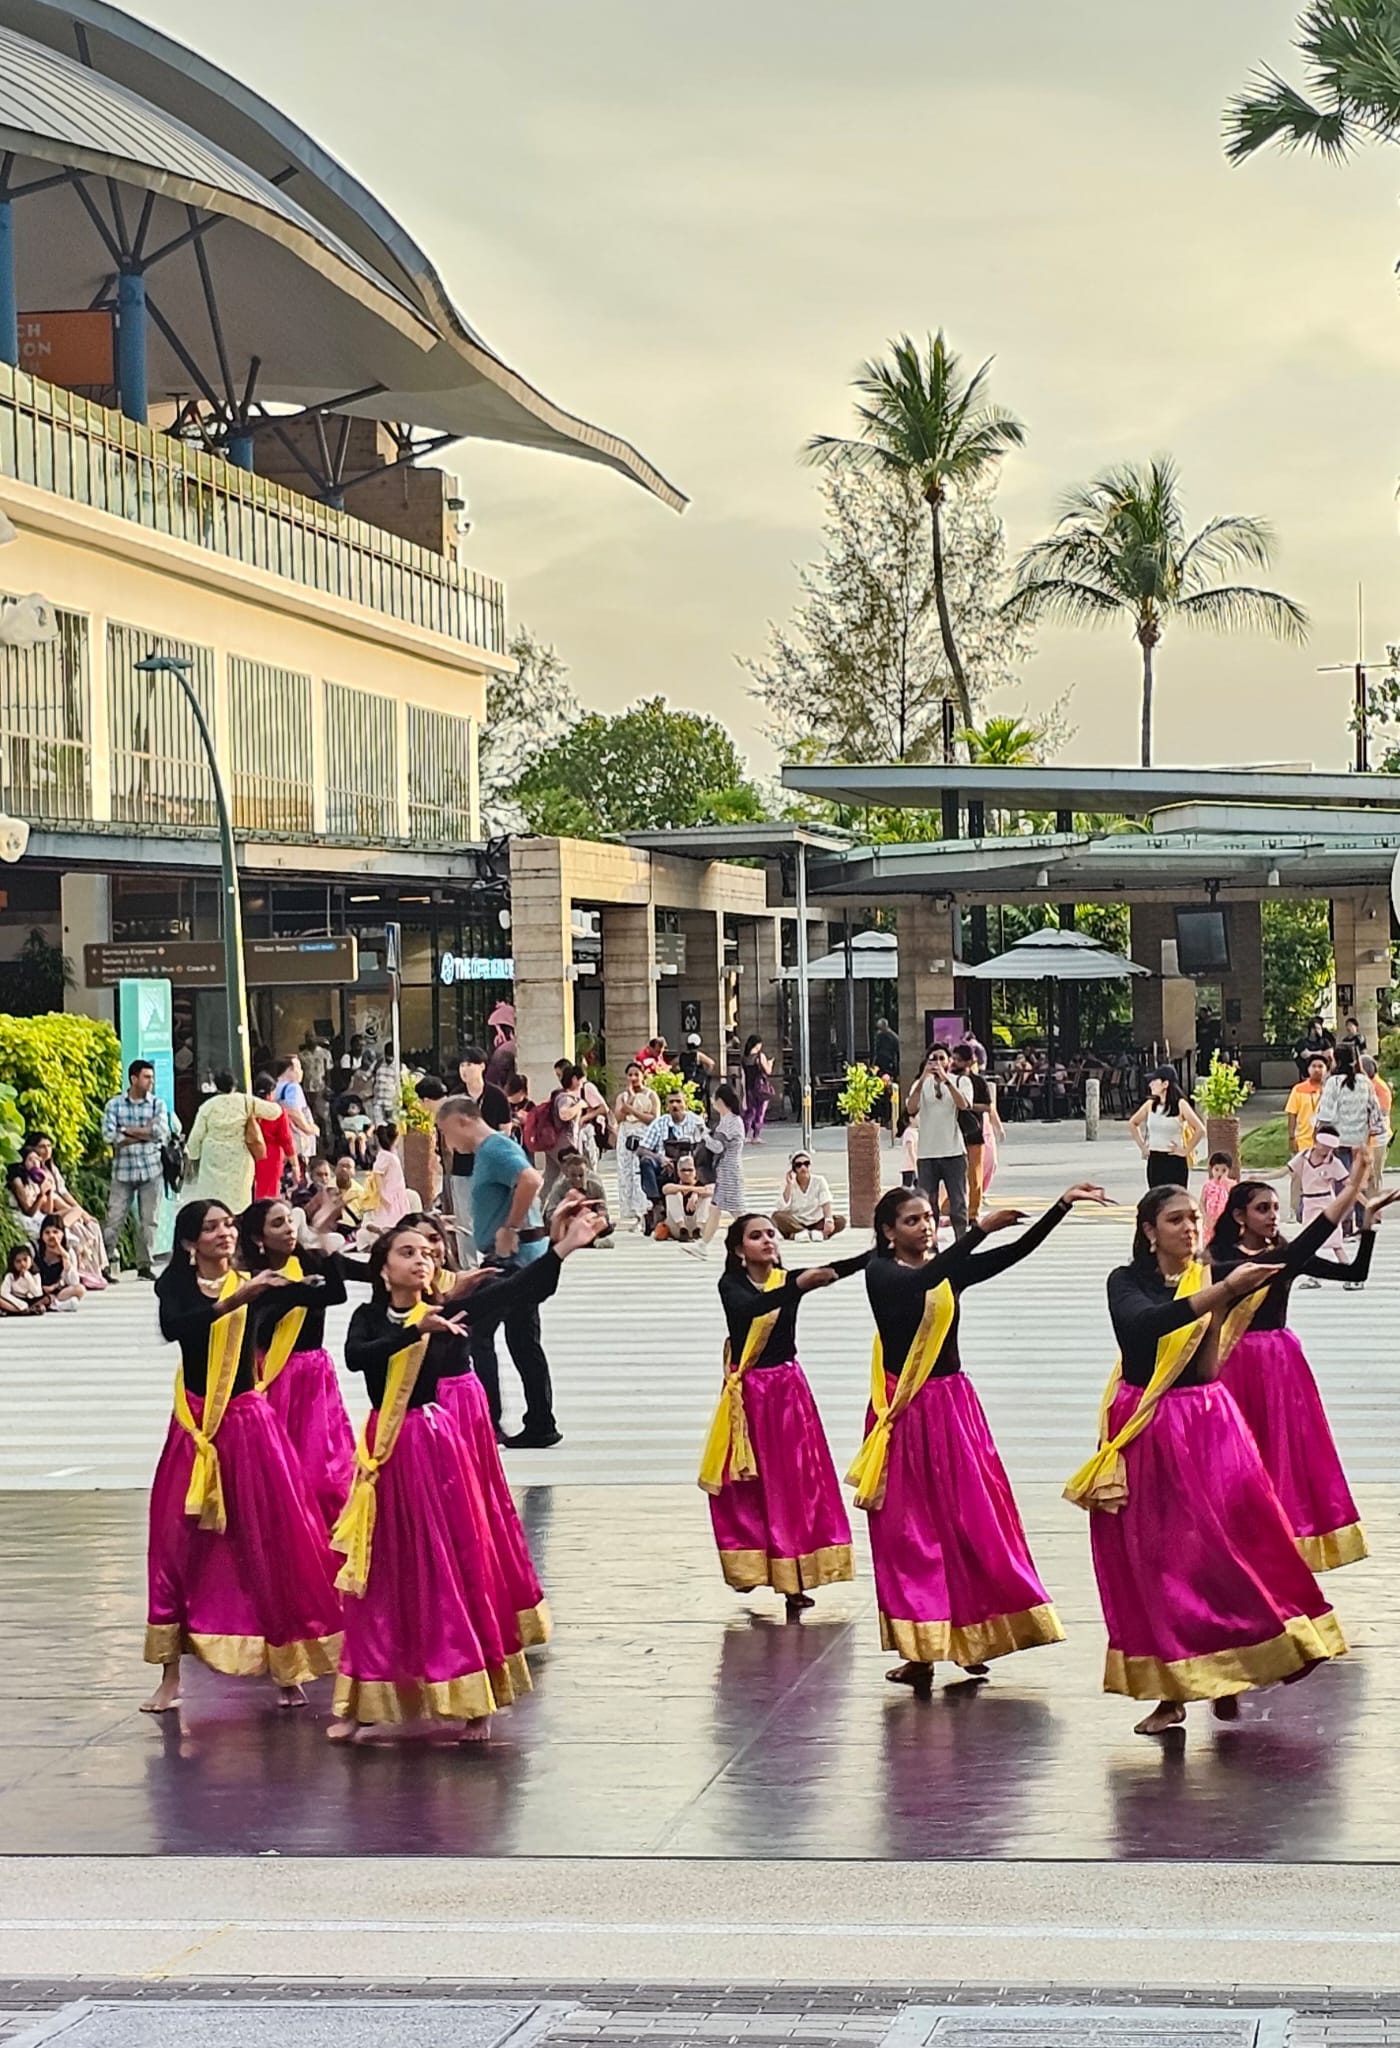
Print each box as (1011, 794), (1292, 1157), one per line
(508, 839), (575, 1097)
(1130, 903), (1172, 1051)
(1333, 888), (1392, 1048)
(61, 872), (114, 1026)
(737, 918), (781, 1052)
(600, 903), (656, 1069)
(1227, 900), (1264, 1055)
(897, 899), (959, 1092)
(676, 908), (725, 1058)
(87, 611), (112, 823)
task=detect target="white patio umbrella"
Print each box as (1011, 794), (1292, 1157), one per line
(776, 929), (897, 980)
(960, 927), (1147, 1119)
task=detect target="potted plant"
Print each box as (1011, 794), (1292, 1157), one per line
(1193, 1052), (1252, 1178)
(398, 1072), (440, 1208)
(838, 1061), (886, 1229)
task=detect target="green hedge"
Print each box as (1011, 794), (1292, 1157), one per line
(0, 1013), (122, 1170)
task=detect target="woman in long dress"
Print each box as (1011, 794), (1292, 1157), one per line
(143, 1199), (343, 1715)
(740, 1035), (775, 1143)
(857, 1183), (1104, 1693)
(700, 1213), (862, 1612)
(184, 1071), (283, 1216)
(613, 1062), (660, 1227)
(1209, 1150), (1392, 1571)
(1069, 1182), (1347, 1737)
(702, 1081), (747, 1235)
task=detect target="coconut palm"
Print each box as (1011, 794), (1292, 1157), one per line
(959, 714), (1045, 766)
(1226, 1), (1400, 163)
(1004, 458), (1308, 768)
(804, 333), (1025, 732)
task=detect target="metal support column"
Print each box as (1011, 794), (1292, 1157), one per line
(795, 842), (813, 1147)
(226, 431), (255, 471)
(842, 913), (856, 1064)
(116, 268), (148, 424)
(0, 198), (17, 368)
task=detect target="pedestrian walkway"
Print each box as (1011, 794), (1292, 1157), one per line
(1, 1123), (1394, 1491)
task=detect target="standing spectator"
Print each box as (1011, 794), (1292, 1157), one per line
(614, 1061), (660, 1227)
(906, 1044), (972, 1238)
(1363, 1055), (1393, 1192)
(300, 1034), (331, 1139)
(677, 1033), (716, 1111)
(444, 1046), (511, 1266)
(951, 1043), (993, 1221)
(184, 1071), (282, 1217)
(369, 1040), (401, 1123)
(434, 1096), (562, 1448)
(505, 1072), (534, 1142)
(773, 1150), (846, 1239)
(872, 1016), (901, 1080)
(1289, 1123), (1351, 1282)
(637, 1091), (710, 1224)
(1128, 1067), (1206, 1189)
(251, 1073), (296, 1203)
(1318, 1044), (1386, 1228)
(741, 1034), (775, 1142)
(1294, 1014), (1336, 1076)
(702, 1080), (746, 1230)
(1286, 1054), (1330, 1219)
(637, 1035), (668, 1074)
(100, 1058), (171, 1280)
(1339, 1014), (1368, 1056)
(1199, 1151), (1238, 1248)
(273, 1055), (317, 1187)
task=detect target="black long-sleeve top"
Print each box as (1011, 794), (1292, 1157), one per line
(345, 1249), (563, 1410)
(719, 1253), (869, 1369)
(250, 1250), (348, 1355)
(865, 1200), (1070, 1379)
(1210, 1212), (1374, 1329)
(157, 1271), (265, 1399)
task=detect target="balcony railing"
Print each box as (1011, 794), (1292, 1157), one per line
(0, 362), (506, 655)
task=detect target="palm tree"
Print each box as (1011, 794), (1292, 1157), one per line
(1225, 1), (1400, 163)
(804, 333), (1024, 732)
(959, 714), (1045, 766)
(1004, 458), (1307, 768)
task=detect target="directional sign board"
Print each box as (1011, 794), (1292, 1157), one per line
(86, 937), (358, 989)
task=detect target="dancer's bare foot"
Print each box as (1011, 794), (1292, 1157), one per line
(140, 1663), (182, 1714)
(886, 1660), (933, 1694)
(326, 1718), (362, 1743)
(1211, 1694), (1241, 1721)
(277, 1684), (307, 1710)
(785, 1591), (815, 1614)
(459, 1718), (493, 1745)
(1134, 1700), (1186, 1736)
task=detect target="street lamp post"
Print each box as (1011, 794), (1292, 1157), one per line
(133, 653), (250, 1089)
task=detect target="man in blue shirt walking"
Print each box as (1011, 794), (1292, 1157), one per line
(435, 1096), (561, 1448)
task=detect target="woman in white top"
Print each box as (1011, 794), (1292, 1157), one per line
(1318, 1045), (1386, 1229)
(1128, 1067), (1205, 1189)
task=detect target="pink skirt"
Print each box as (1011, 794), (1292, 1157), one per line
(708, 1360), (854, 1595)
(434, 1369), (551, 1647)
(1220, 1326), (1367, 1571)
(334, 1403), (530, 1726)
(145, 1390), (343, 1685)
(865, 1370), (1063, 1665)
(260, 1347), (356, 1529)
(1089, 1381), (1346, 1700)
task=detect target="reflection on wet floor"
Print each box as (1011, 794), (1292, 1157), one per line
(0, 1484), (1392, 1858)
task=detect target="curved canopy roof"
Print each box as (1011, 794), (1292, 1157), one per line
(0, 0), (685, 507)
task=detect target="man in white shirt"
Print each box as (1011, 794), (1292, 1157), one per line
(907, 1044), (972, 1238)
(773, 1150), (846, 1239)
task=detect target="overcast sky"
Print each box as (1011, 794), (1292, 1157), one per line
(162, 0), (1400, 775)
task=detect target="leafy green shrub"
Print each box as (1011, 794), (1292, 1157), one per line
(650, 1063), (704, 1114)
(0, 1013), (122, 1171)
(1378, 1028), (1400, 1087)
(1194, 1053), (1253, 1117)
(837, 1062), (886, 1123)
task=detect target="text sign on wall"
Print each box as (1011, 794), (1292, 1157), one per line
(18, 311), (115, 386)
(439, 953), (514, 985)
(86, 937), (359, 989)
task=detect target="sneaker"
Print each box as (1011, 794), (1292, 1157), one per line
(137, 1266), (155, 1281)
(1298, 1276), (1322, 1289)
(502, 1428), (563, 1450)
(1345, 1281), (1365, 1291)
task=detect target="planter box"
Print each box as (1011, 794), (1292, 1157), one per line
(1205, 1114), (1241, 1179)
(402, 1127), (439, 1210)
(846, 1119), (882, 1231)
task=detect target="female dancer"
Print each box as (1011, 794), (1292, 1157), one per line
(857, 1184), (1105, 1692)
(740, 1035), (775, 1143)
(1209, 1148), (1393, 1571)
(238, 1199), (354, 1527)
(1128, 1068), (1206, 1189)
(331, 1198), (604, 1742)
(1069, 1182), (1347, 1736)
(614, 1062), (660, 1228)
(144, 1199), (343, 1714)
(700, 1213), (863, 1611)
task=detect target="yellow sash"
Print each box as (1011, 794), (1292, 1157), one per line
(255, 1254), (306, 1390)
(330, 1300), (429, 1596)
(1064, 1262), (1208, 1514)
(846, 1274), (956, 1512)
(172, 1269), (248, 1534)
(698, 1270), (785, 1495)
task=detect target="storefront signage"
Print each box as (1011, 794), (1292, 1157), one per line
(439, 952), (514, 985)
(85, 937), (359, 989)
(18, 310), (115, 387)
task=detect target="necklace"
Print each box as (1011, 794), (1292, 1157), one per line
(195, 1272), (225, 1295)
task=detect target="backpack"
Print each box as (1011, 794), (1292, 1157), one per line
(521, 1095), (568, 1157)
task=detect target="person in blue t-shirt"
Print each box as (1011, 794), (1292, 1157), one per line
(434, 1096), (560, 1448)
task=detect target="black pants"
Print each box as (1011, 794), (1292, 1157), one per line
(1146, 1151), (1189, 1188)
(471, 1267), (556, 1437)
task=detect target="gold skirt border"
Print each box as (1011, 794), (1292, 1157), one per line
(333, 1671), (496, 1725)
(516, 1599), (553, 1648)
(1103, 1608), (1347, 1702)
(879, 1602), (1065, 1666)
(143, 1624), (342, 1686)
(718, 1543), (855, 1595)
(1297, 1523), (1369, 1573)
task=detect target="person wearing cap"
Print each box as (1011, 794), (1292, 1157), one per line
(677, 1032), (716, 1112)
(773, 1152), (845, 1240)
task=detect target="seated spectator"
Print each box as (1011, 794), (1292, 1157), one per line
(543, 1146), (613, 1245)
(24, 1132), (108, 1285)
(0, 1242), (47, 1314)
(5, 1143), (51, 1241)
(337, 1094), (372, 1163)
(35, 1217), (84, 1311)
(661, 1153), (713, 1246)
(638, 1091), (710, 1223)
(358, 1124), (412, 1237)
(773, 1151), (847, 1239)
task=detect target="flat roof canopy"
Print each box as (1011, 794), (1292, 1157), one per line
(623, 823), (855, 862)
(781, 762), (1400, 818)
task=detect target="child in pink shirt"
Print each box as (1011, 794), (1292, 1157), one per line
(1199, 1152), (1236, 1247)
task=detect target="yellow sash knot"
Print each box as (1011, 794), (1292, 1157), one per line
(1064, 1262), (1208, 1514)
(255, 1254), (307, 1390)
(172, 1269), (248, 1534)
(847, 1275), (955, 1512)
(331, 1300), (429, 1597)
(698, 1270), (784, 1495)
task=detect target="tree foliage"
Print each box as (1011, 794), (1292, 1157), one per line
(745, 468), (1034, 767)
(1261, 898), (1334, 1045)
(512, 696), (769, 839)
(479, 626), (580, 834)
(1226, 1), (1400, 163)
(0, 1012), (122, 1170)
